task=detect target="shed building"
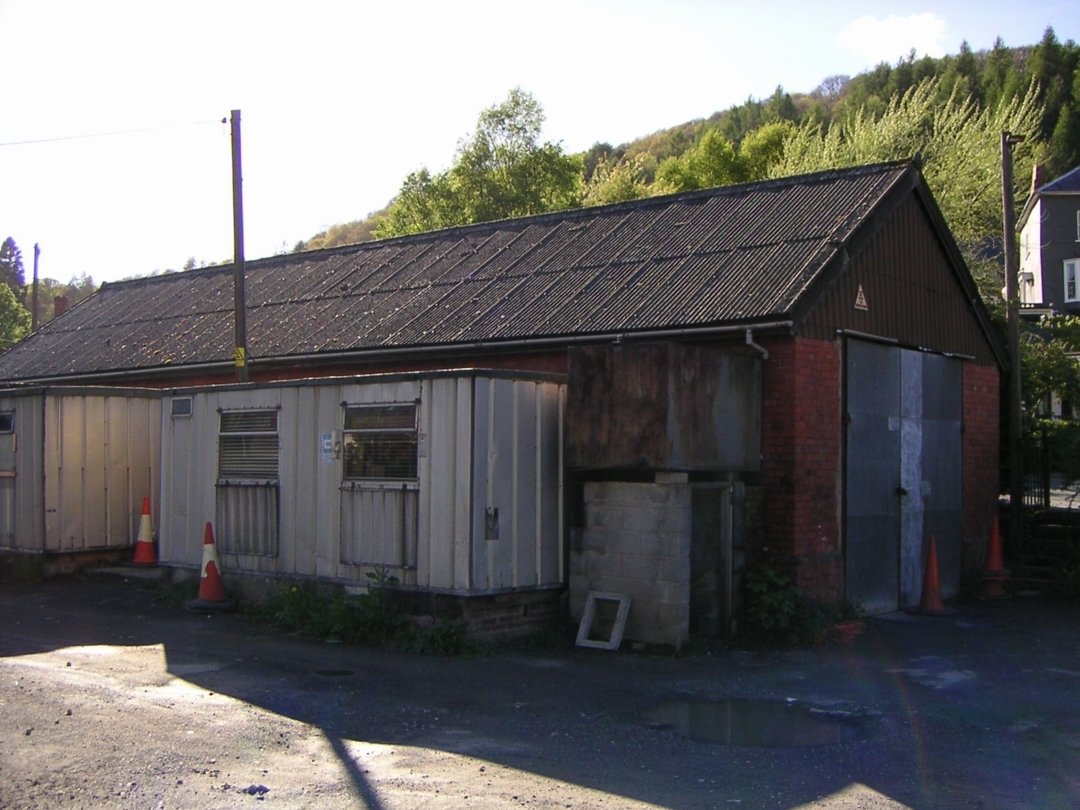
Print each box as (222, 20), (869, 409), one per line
(0, 161), (1003, 645)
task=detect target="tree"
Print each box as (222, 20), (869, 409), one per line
(0, 282), (30, 351)
(0, 237), (25, 303)
(583, 155), (650, 207)
(375, 89), (583, 238)
(654, 128), (745, 193)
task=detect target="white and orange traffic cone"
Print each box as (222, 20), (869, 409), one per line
(186, 522), (236, 612)
(908, 534), (955, 616)
(981, 516), (1010, 598)
(130, 497), (157, 566)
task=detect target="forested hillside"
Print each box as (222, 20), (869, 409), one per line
(296, 28), (1080, 255)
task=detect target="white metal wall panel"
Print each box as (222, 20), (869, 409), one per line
(472, 378), (565, 592)
(159, 373), (564, 595)
(0, 394), (46, 550)
(42, 394), (160, 552)
(418, 377), (474, 590)
(339, 484), (418, 568)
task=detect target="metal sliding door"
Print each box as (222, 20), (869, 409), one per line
(845, 339), (961, 613)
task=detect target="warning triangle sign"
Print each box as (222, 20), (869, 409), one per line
(854, 285), (869, 311)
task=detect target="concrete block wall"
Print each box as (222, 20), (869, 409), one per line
(570, 479), (692, 647)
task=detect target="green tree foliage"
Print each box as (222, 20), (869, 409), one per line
(655, 129), (745, 193)
(583, 155), (650, 207)
(375, 89), (583, 238)
(295, 217), (383, 252)
(0, 237), (25, 303)
(774, 77), (1043, 262)
(0, 282), (30, 351)
(1021, 315), (1080, 418)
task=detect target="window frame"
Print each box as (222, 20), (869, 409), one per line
(217, 408), (280, 481)
(1066, 259), (1080, 303)
(341, 402), (419, 483)
(0, 411), (13, 434)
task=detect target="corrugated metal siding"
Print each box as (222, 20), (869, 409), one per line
(802, 195), (998, 365)
(339, 484), (418, 568)
(31, 393), (161, 552)
(159, 372), (564, 594)
(215, 481), (279, 556)
(0, 393), (44, 549)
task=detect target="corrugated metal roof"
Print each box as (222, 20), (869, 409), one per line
(0, 162), (921, 382)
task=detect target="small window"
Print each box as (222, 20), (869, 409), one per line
(0, 412), (12, 433)
(218, 409), (279, 479)
(171, 397), (192, 418)
(343, 403), (418, 481)
(1066, 260), (1080, 303)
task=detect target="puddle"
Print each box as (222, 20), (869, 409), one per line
(645, 699), (869, 747)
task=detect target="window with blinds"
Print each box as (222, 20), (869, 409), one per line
(218, 409), (279, 480)
(343, 403), (417, 481)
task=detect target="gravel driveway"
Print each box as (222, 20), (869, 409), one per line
(1, 575), (1079, 809)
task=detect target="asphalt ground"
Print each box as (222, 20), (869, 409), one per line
(1, 575), (1079, 809)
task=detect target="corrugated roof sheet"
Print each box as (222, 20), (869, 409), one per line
(0, 162), (917, 382)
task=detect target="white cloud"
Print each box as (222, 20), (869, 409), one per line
(837, 12), (948, 68)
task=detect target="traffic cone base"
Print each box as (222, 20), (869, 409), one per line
(186, 522), (236, 613)
(907, 534), (956, 616)
(130, 496), (158, 566)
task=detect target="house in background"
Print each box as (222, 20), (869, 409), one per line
(0, 161), (1004, 646)
(1018, 163), (1080, 416)
(1019, 164), (1080, 314)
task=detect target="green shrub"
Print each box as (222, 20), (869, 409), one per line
(247, 574), (475, 656)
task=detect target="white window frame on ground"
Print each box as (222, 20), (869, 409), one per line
(342, 403), (418, 482)
(218, 409), (279, 481)
(1066, 259), (1080, 303)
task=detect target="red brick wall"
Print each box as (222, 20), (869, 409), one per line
(759, 336), (844, 603)
(962, 362), (1001, 568)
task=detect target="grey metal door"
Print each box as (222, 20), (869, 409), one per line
(845, 340), (962, 613)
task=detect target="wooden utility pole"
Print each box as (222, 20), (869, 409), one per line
(1002, 131), (1024, 554)
(231, 109), (249, 383)
(31, 244), (40, 331)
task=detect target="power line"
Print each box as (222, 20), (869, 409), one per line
(0, 118), (223, 148)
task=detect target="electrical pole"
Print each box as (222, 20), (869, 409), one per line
(31, 244), (40, 332)
(1002, 131), (1024, 555)
(231, 109), (249, 383)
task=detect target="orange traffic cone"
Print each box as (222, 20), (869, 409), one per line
(186, 522), (236, 612)
(130, 497), (157, 566)
(981, 515), (1010, 598)
(908, 534), (955, 616)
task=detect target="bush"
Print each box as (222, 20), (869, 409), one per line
(742, 563), (861, 645)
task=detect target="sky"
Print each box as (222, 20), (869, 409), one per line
(1, 0), (1078, 287)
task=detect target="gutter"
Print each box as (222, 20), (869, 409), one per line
(5, 320), (795, 386)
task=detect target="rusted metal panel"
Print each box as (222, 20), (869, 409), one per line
(566, 343), (761, 472)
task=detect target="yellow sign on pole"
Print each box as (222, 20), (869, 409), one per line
(234, 347), (247, 367)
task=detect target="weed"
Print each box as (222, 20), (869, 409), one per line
(246, 575), (476, 656)
(742, 563), (862, 646)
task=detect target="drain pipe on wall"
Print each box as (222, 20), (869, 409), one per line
(745, 328), (769, 360)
